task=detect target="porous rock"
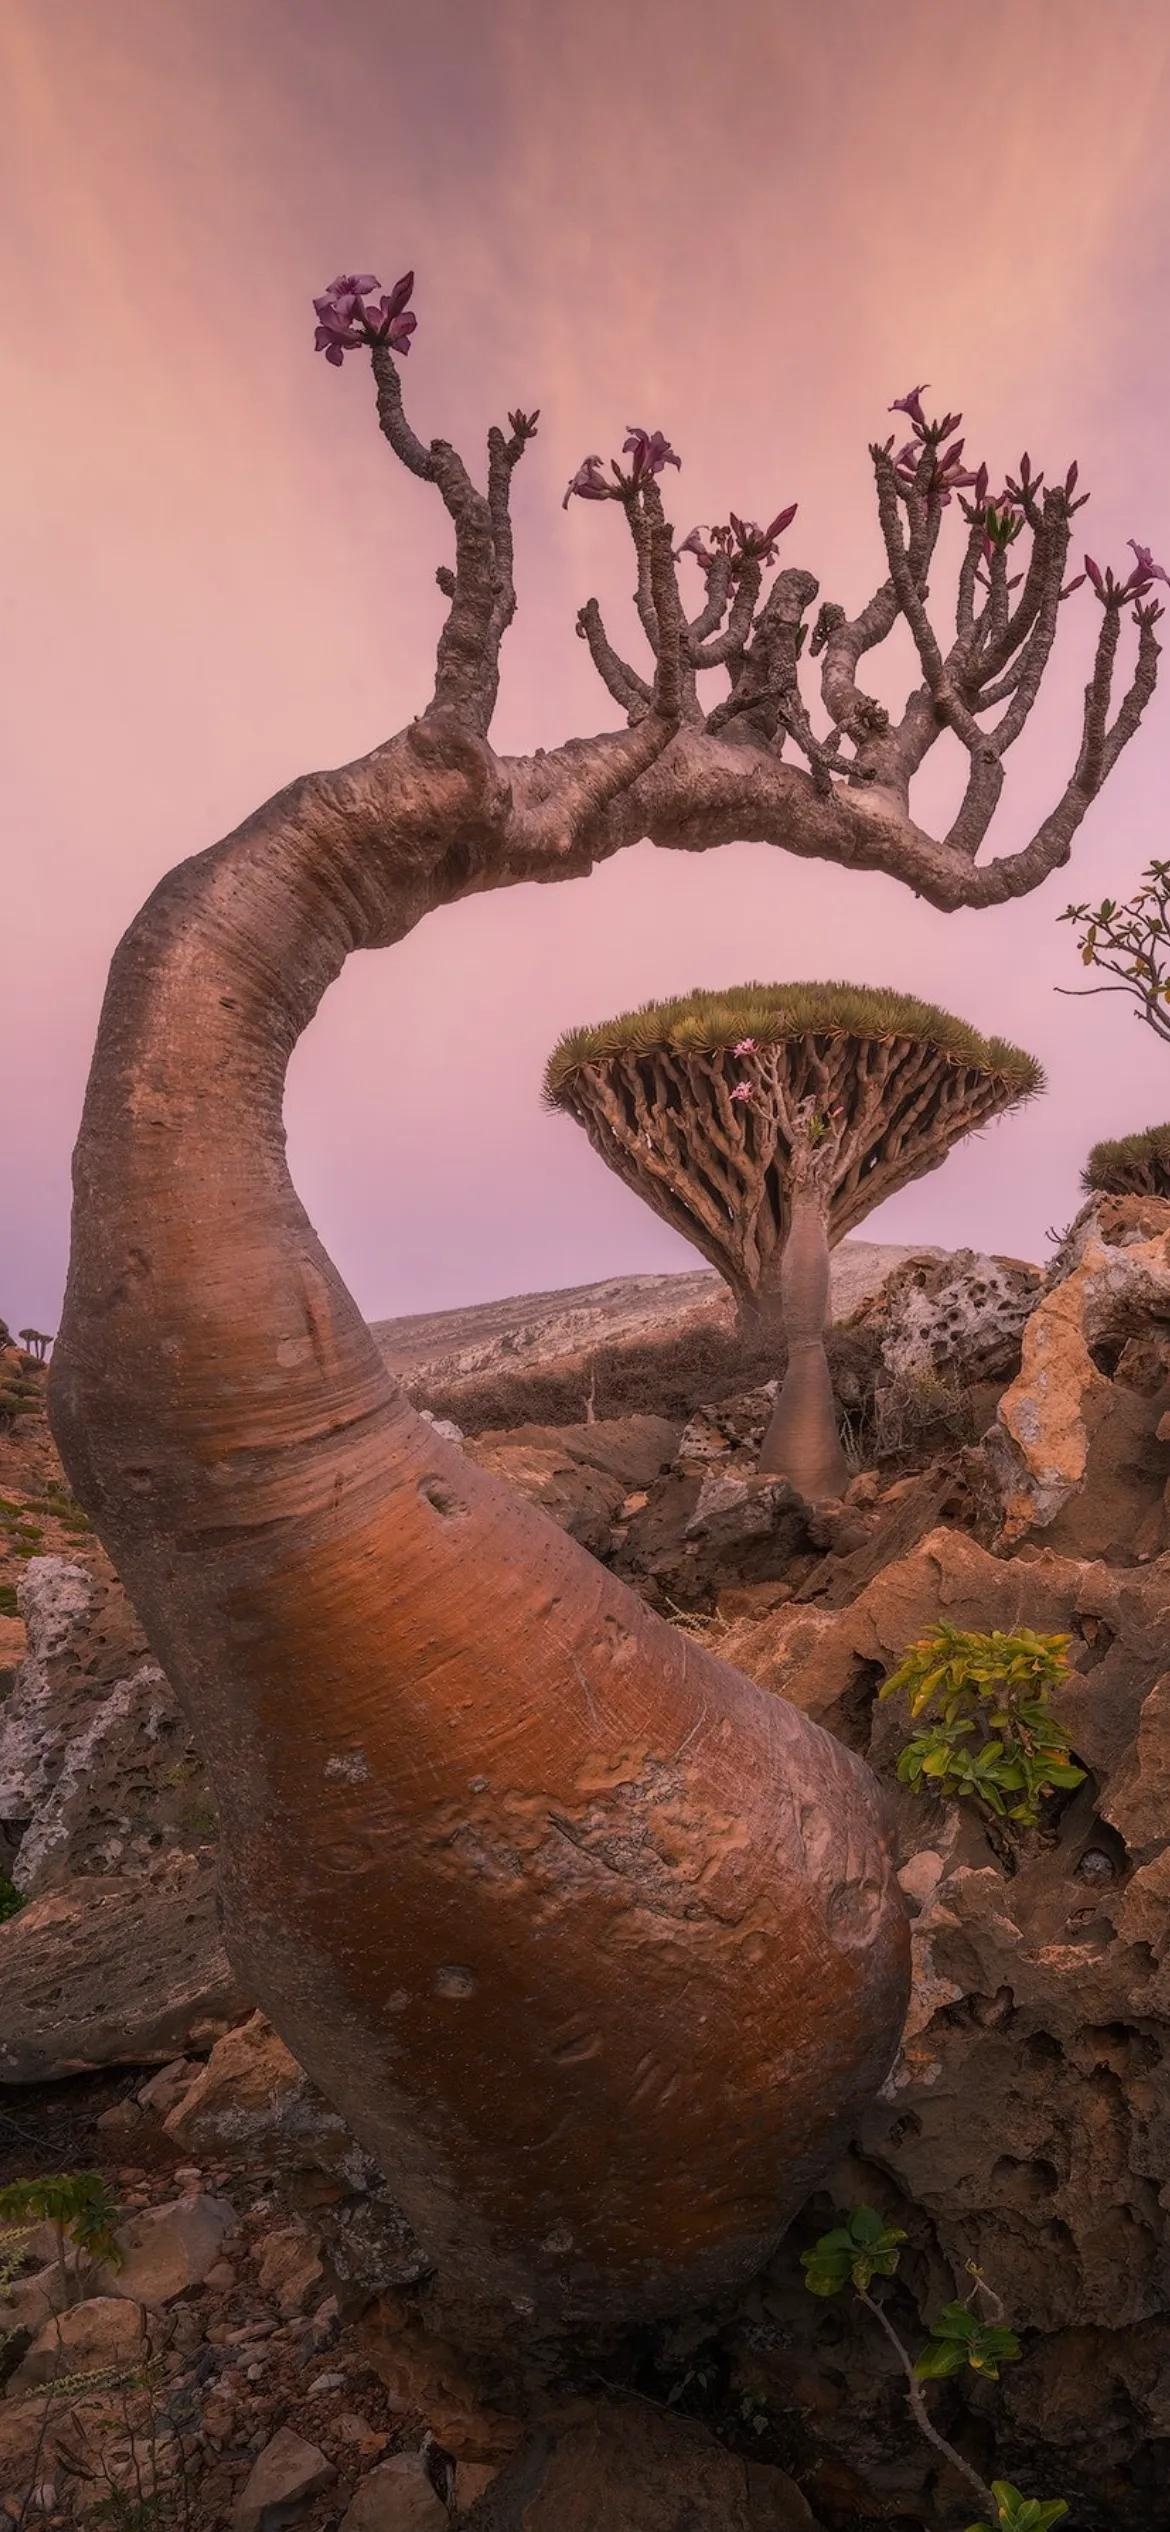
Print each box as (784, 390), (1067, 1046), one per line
(0, 1855), (249, 2079)
(991, 1193), (1170, 1550)
(0, 1557), (216, 1890)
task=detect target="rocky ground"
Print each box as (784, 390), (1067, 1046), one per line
(3, 1211), (1170, 2528)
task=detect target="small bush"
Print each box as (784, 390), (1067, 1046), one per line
(880, 1624), (1085, 1826)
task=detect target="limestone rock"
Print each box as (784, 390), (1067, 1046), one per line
(233, 2425), (335, 2531)
(165, 2010), (375, 2187)
(8, 2294), (151, 2392)
(457, 2400), (819, 2529)
(0, 1557), (215, 1891)
(253, 2218), (326, 2316)
(991, 1193), (1170, 1548)
(0, 1855), (250, 2079)
(876, 1248), (1040, 1386)
(339, 2451), (447, 2529)
(98, 2192), (236, 2305)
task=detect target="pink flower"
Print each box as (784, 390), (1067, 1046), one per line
(312, 268), (417, 365)
(890, 384), (930, 431)
(314, 272), (381, 320)
(365, 270), (416, 355)
(676, 525), (715, 566)
(622, 427), (682, 484)
(1127, 540), (1170, 593)
(732, 1037), (758, 1055)
(563, 455), (612, 509)
(729, 1082), (755, 1105)
(314, 306), (366, 366)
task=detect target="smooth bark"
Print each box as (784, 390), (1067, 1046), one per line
(758, 1188), (849, 1497)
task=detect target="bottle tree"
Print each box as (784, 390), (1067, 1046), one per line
(47, 267), (1160, 2343)
(546, 982), (1042, 1497)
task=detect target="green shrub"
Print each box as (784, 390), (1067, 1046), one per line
(0, 1876), (25, 1923)
(802, 2206), (1066, 2527)
(879, 1624), (1085, 1826)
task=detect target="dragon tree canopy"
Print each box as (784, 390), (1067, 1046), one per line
(1083, 1123), (1170, 1200)
(545, 976), (1042, 1298)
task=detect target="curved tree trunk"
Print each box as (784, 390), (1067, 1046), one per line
(49, 722), (907, 2346)
(758, 1185), (849, 1499)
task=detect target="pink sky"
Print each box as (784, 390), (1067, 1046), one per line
(4, 0), (1170, 1334)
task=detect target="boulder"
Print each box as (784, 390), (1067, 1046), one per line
(7, 2293), (152, 2392)
(339, 2451), (447, 2530)
(875, 1248), (1041, 1387)
(253, 2218), (326, 2316)
(457, 2400), (819, 2529)
(98, 2191), (236, 2305)
(164, 2010), (375, 2187)
(0, 1855), (250, 2079)
(233, 2426), (335, 2531)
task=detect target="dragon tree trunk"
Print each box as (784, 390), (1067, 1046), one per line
(49, 723), (908, 2346)
(759, 1146), (848, 1500)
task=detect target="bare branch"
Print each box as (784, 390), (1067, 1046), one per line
(575, 599), (653, 720)
(371, 342), (535, 733)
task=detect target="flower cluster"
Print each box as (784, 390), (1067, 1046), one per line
(563, 426), (681, 509)
(885, 383), (981, 506)
(676, 506), (798, 577)
(313, 270), (417, 367)
(1083, 540), (1170, 611)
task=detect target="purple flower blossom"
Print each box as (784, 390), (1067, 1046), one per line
(563, 455), (612, 509)
(364, 270), (416, 354)
(622, 426), (682, 484)
(312, 267), (417, 365)
(1083, 555), (1106, 597)
(732, 1038), (758, 1056)
(676, 525), (715, 566)
(890, 384), (930, 430)
(729, 1082), (755, 1106)
(313, 307), (365, 366)
(1127, 540), (1170, 592)
(314, 272), (381, 320)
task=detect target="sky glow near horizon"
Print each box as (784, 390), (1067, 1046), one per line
(4, 0), (1170, 1331)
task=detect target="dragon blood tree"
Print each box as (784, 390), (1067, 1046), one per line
(546, 983), (1043, 1498)
(1082, 1124), (1170, 1198)
(48, 267), (1160, 2347)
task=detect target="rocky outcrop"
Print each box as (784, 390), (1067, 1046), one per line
(0, 1559), (216, 1891)
(0, 1857), (248, 2079)
(715, 1520), (1170, 2521)
(991, 1194), (1170, 1553)
(875, 1248), (1040, 1386)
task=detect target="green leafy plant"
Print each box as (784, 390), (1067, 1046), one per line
(965, 2484), (1069, 2532)
(0, 2173), (123, 2310)
(801, 2209), (1066, 2523)
(0, 1583), (18, 1617)
(800, 2203), (907, 2295)
(914, 2300), (1020, 2380)
(879, 1625), (1086, 1826)
(0, 1874), (25, 1922)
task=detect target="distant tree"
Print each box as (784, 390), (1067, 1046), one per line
(17, 1330), (52, 1363)
(1082, 1123), (1170, 1199)
(545, 982), (1042, 1497)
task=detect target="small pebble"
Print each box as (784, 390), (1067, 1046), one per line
(307, 2369), (346, 2394)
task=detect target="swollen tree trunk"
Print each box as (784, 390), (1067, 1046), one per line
(759, 1165), (848, 1500)
(49, 722), (907, 2347)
